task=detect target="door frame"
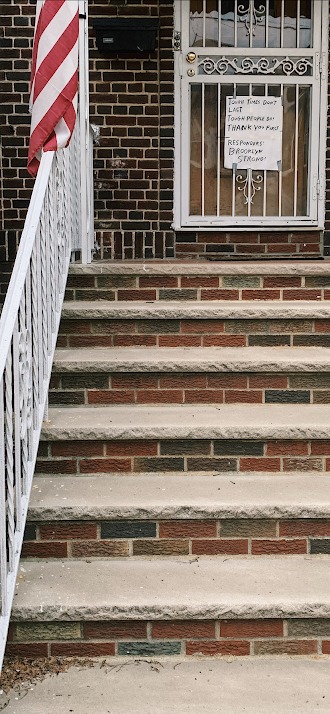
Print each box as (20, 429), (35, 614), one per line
(173, 0), (329, 232)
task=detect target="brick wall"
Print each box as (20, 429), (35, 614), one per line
(0, 0), (329, 273)
(89, 0), (175, 259)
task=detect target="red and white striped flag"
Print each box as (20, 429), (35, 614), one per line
(28, 0), (79, 177)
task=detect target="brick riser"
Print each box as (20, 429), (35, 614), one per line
(57, 318), (330, 349)
(22, 518), (330, 559)
(65, 274), (330, 302)
(36, 439), (330, 475)
(49, 371), (330, 406)
(6, 618), (330, 659)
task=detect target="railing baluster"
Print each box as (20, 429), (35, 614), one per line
(5, 351), (14, 572)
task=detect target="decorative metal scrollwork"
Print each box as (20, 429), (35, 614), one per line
(236, 170), (263, 205)
(238, 1), (266, 36)
(198, 56), (313, 76)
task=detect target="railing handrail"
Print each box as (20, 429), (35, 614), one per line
(0, 151), (54, 379)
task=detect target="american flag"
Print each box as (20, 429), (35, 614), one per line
(27, 0), (79, 177)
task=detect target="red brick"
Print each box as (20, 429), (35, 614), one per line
(242, 290), (281, 300)
(117, 289), (156, 301)
(137, 389), (183, 404)
(152, 621), (216, 639)
(283, 289), (322, 300)
(69, 336), (115, 347)
(139, 276), (178, 288)
(159, 521), (217, 538)
(315, 320), (330, 333)
(159, 336), (202, 347)
(88, 390), (135, 404)
(112, 374), (158, 389)
(21, 542), (68, 558)
(279, 520), (330, 537)
(5, 643), (49, 658)
(181, 277), (219, 288)
(39, 523), (97, 540)
(225, 390), (262, 403)
(236, 245), (265, 254)
(84, 622), (147, 639)
(186, 641), (250, 656)
(106, 441), (157, 456)
(266, 441), (309, 456)
(35, 459), (77, 475)
(322, 641), (330, 654)
(201, 289), (239, 300)
(160, 374), (207, 389)
(50, 642), (116, 656)
(114, 335), (157, 347)
(254, 640), (317, 655)
(263, 277), (302, 288)
(249, 376), (288, 389)
(79, 458), (131, 473)
(221, 619), (283, 638)
(192, 539), (248, 555)
(203, 335), (246, 347)
(267, 244), (297, 254)
(181, 320), (224, 334)
(252, 540), (307, 555)
(311, 441), (330, 455)
(51, 441), (104, 457)
(185, 389), (223, 404)
(207, 375), (248, 389)
(240, 457), (281, 472)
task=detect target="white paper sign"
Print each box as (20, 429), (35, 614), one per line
(224, 96), (283, 171)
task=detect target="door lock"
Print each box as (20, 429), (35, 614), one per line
(187, 68), (195, 76)
(186, 52), (197, 63)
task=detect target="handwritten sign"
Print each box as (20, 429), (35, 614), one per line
(224, 96), (283, 171)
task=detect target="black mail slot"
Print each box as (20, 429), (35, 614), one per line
(93, 18), (159, 54)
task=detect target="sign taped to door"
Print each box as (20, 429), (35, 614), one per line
(224, 96), (283, 171)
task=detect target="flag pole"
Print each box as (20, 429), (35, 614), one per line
(78, 0), (92, 264)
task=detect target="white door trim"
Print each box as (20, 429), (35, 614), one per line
(173, 0), (328, 232)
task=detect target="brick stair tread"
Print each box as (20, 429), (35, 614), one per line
(69, 260), (330, 276)
(13, 557), (330, 621)
(53, 346), (330, 373)
(42, 403), (330, 441)
(29, 472), (330, 520)
(61, 300), (330, 320)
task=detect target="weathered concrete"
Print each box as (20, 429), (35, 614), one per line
(12, 557), (330, 621)
(42, 403), (330, 441)
(30, 472), (330, 521)
(69, 259), (330, 275)
(61, 300), (330, 320)
(53, 346), (330, 374)
(2, 657), (330, 714)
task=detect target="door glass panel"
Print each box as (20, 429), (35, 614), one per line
(297, 86), (310, 215)
(204, 84), (218, 214)
(300, 0), (312, 48)
(220, 83), (234, 215)
(190, 84), (202, 214)
(190, 0), (203, 46)
(282, 85), (296, 215)
(283, 0), (298, 48)
(221, 0), (235, 48)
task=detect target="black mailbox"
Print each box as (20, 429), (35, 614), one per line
(93, 18), (159, 55)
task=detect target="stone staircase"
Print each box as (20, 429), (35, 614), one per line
(7, 261), (330, 660)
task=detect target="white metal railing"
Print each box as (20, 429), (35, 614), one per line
(0, 126), (82, 669)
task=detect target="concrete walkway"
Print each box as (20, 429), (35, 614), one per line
(1, 657), (330, 713)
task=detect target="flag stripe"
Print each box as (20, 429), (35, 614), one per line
(28, 0), (79, 177)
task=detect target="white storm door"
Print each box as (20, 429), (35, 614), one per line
(175, 0), (327, 229)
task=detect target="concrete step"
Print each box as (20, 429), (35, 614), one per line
(61, 300), (330, 320)
(53, 345), (330, 373)
(58, 301), (330, 349)
(7, 557), (330, 658)
(42, 403), (330, 441)
(29, 472), (330, 521)
(50, 346), (330, 407)
(22, 473), (330, 560)
(3, 657), (330, 714)
(65, 260), (330, 302)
